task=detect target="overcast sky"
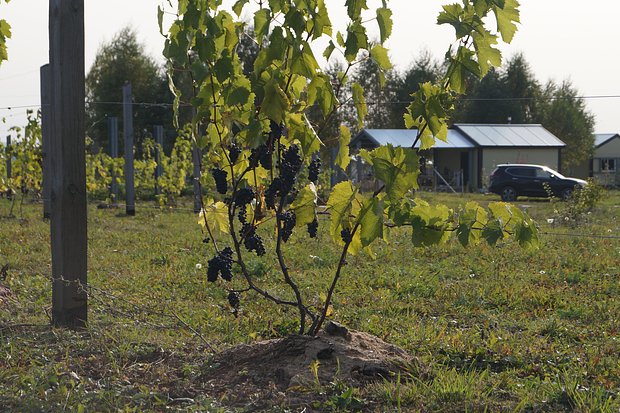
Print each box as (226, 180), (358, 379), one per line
(1, 1), (619, 139)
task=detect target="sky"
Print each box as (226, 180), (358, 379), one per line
(1, 1), (620, 140)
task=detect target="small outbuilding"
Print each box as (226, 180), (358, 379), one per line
(591, 133), (620, 186)
(351, 124), (566, 191)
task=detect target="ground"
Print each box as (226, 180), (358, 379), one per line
(0, 191), (619, 411)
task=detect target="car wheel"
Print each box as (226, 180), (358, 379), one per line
(501, 186), (517, 202)
(561, 187), (573, 200)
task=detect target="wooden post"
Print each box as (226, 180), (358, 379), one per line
(5, 135), (10, 180)
(122, 83), (135, 215)
(154, 125), (163, 196)
(108, 117), (119, 204)
(40, 64), (52, 219)
(192, 143), (201, 213)
(49, 0), (87, 327)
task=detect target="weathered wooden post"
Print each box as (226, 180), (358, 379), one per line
(49, 0), (87, 327)
(108, 117), (119, 204)
(192, 143), (201, 213)
(154, 125), (163, 196)
(5, 135), (10, 180)
(122, 83), (135, 215)
(40, 64), (51, 219)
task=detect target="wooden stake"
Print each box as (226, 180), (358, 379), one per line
(49, 0), (87, 327)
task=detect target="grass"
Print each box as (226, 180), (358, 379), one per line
(0, 190), (619, 412)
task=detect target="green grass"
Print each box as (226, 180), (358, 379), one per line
(0, 191), (619, 412)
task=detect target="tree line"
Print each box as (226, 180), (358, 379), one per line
(86, 27), (594, 174)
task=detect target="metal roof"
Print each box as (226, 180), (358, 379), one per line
(594, 133), (619, 147)
(454, 124), (565, 147)
(354, 129), (475, 149)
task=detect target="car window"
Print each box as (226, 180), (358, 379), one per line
(506, 167), (535, 177)
(536, 169), (551, 178)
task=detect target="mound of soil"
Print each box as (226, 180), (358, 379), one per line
(201, 322), (418, 411)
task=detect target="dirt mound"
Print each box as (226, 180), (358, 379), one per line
(201, 322), (418, 411)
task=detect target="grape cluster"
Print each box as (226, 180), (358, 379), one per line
(264, 144), (303, 211)
(227, 291), (240, 311)
(235, 188), (255, 224)
(340, 227), (352, 243)
(240, 224), (266, 256)
(307, 218), (318, 238)
(270, 120), (283, 139)
(228, 142), (241, 164)
(207, 247), (234, 282)
(278, 211), (296, 242)
(308, 157), (321, 184)
(249, 143), (273, 170)
(211, 168), (228, 194)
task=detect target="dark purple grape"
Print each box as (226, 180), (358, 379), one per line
(308, 156), (321, 184)
(340, 227), (352, 243)
(279, 211), (296, 242)
(211, 168), (228, 194)
(206, 247), (234, 282)
(307, 218), (318, 238)
(228, 143), (241, 164)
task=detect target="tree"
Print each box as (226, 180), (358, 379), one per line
(453, 53), (541, 124)
(537, 80), (595, 173)
(350, 51), (400, 129)
(85, 27), (173, 152)
(162, 0), (534, 336)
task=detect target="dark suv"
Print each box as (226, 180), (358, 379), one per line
(488, 164), (587, 201)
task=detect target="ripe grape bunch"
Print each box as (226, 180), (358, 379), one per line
(340, 227), (352, 243)
(265, 144), (303, 210)
(228, 142), (241, 164)
(278, 211), (296, 242)
(227, 291), (240, 312)
(211, 168), (228, 194)
(307, 217), (318, 238)
(240, 223), (266, 256)
(235, 187), (255, 224)
(308, 156), (321, 184)
(207, 247), (234, 282)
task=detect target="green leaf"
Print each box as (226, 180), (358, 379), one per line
(344, 20), (368, 62)
(482, 219), (503, 246)
(367, 144), (419, 201)
(336, 125), (351, 171)
(157, 6), (164, 35)
(261, 81), (289, 124)
(410, 200), (452, 247)
(290, 183), (318, 227)
(493, 0), (520, 43)
(327, 181), (358, 241)
(213, 51), (234, 83)
(254, 8), (271, 46)
(291, 43), (320, 79)
(456, 201), (487, 246)
(287, 114), (322, 156)
(370, 44), (392, 71)
(472, 30), (502, 76)
(323, 40), (336, 60)
(376, 7), (393, 43)
(199, 200), (230, 235)
(351, 82), (367, 127)
(313, 0), (333, 38)
(307, 74), (336, 116)
(232, 0), (249, 16)
(345, 0), (368, 20)
(448, 46), (481, 94)
(358, 197), (383, 247)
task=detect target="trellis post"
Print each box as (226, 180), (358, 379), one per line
(122, 83), (135, 215)
(49, 0), (87, 327)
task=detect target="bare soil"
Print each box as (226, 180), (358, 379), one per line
(200, 322), (419, 411)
